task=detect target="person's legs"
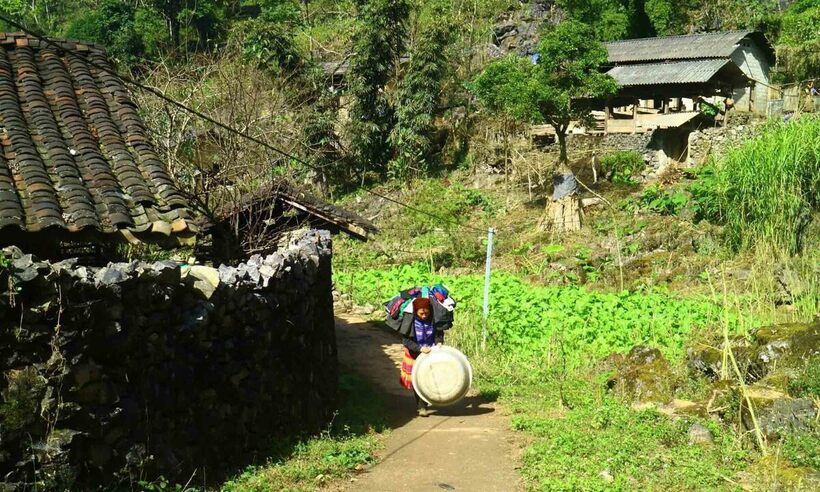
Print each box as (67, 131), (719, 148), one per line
(413, 391), (430, 416)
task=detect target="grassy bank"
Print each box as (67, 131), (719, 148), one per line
(216, 373), (387, 491)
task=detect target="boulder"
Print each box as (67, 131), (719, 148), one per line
(741, 385), (817, 441)
(687, 320), (820, 383)
(687, 423), (714, 445)
(606, 345), (673, 402)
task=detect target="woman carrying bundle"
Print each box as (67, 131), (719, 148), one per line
(399, 297), (444, 416)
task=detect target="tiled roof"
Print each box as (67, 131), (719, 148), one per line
(606, 59), (747, 87)
(606, 30), (774, 64)
(0, 33), (193, 242)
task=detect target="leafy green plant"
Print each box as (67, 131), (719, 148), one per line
(335, 263), (742, 365)
(599, 150), (645, 184)
(688, 163), (723, 223)
(640, 185), (689, 216)
(782, 427), (820, 470)
(787, 355), (820, 398)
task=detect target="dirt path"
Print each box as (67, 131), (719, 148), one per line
(335, 314), (522, 492)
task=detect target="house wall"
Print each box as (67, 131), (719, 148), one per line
(730, 40), (771, 114)
(0, 230), (337, 488)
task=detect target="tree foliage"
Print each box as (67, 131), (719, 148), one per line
(471, 20), (617, 163)
(388, 8), (454, 178)
(233, 0), (303, 73)
(557, 0), (653, 40)
(346, 0), (410, 174)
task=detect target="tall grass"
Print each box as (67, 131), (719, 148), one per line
(717, 115), (819, 254)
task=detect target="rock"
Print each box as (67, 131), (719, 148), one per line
(742, 386), (817, 441)
(147, 260), (181, 284)
(658, 399), (708, 418)
(737, 455), (820, 491)
(606, 345), (673, 402)
(185, 265), (220, 300)
(95, 266), (129, 286)
(753, 321), (820, 368)
(688, 320), (820, 383)
(599, 469), (614, 483)
(687, 423), (714, 445)
(353, 304), (376, 316)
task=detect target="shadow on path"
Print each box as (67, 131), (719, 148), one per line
(334, 314), (521, 492)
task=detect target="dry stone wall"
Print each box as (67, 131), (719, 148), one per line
(0, 230), (336, 489)
(687, 121), (762, 166)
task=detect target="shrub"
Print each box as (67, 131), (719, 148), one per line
(599, 150), (645, 184)
(639, 185), (688, 215)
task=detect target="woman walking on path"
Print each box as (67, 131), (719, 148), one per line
(399, 297), (444, 416)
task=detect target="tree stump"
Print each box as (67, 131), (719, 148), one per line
(540, 169), (582, 232)
(541, 193), (582, 232)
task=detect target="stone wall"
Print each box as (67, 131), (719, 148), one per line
(0, 230), (337, 489)
(566, 133), (664, 175)
(687, 121), (762, 166)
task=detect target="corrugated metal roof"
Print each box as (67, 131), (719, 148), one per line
(606, 30), (757, 63)
(607, 59), (738, 86)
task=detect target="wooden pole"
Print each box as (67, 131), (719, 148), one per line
(604, 99), (611, 135)
(632, 99), (638, 133)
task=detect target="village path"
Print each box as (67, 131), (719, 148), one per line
(334, 314), (523, 492)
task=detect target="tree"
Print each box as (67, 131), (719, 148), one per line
(471, 20), (617, 231)
(388, 9), (453, 177)
(557, 0), (653, 40)
(142, 0), (232, 50)
(346, 0), (410, 175)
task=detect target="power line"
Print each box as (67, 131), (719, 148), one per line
(0, 14), (492, 236)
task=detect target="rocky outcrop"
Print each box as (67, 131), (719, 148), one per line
(0, 230), (337, 489)
(486, 1), (558, 58)
(606, 345), (674, 402)
(687, 320), (820, 384)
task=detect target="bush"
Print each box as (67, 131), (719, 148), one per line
(599, 150), (645, 184)
(639, 185), (688, 215)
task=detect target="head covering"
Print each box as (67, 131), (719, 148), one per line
(412, 297), (431, 312)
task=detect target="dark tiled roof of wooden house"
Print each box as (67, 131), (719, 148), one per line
(0, 33), (194, 244)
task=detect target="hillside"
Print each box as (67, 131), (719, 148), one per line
(0, 0), (818, 490)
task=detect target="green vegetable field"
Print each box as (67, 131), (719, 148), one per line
(335, 264), (745, 365)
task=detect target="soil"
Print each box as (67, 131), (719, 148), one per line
(335, 314), (523, 491)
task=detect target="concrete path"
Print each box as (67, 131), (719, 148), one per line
(335, 314), (522, 492)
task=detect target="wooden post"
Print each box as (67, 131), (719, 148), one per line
(749, 82), (754, 113)
(663, 98), (669, 114)
(604, 99), (611, 135)
(632, 99), (638, 133)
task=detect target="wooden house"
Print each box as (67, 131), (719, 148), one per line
(605, 30), (774, 115)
